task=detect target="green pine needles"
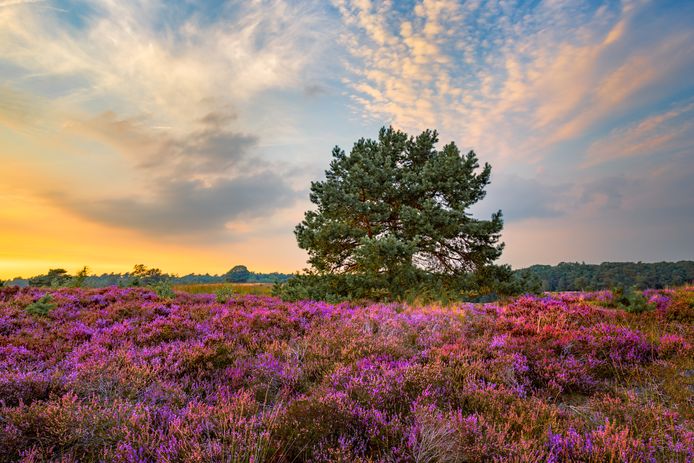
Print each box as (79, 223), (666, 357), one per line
(277, 126), (517, 302)
(25, 295), (56, 317)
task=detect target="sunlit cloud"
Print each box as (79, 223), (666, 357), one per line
(336, 0), (694, 164)
(585, 100), (694, 166)
(0, 0), (334, 242)
(0, 0), (44, 7)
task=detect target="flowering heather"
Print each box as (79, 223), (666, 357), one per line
(0, 286), (692, 462)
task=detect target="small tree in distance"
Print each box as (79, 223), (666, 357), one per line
(70, 266), (90, 288)
(130, 264), (166, 286)
(225, 265), (251, 283)
(277, 126), (513, 302)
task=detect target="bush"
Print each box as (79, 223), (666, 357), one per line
(151, 280), (175, 300)
(69, 266), (90, 288)
(274, 265), (537, 303)
(607, 286), (655, 313)
(214, 286), (235, 303)
(658, 289), (694, 322)
(25, 295), (56, 317)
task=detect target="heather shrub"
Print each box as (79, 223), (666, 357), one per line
(588, 390), (690, 455)
(0, 371), (57, 407)
(0, 287), (692, 461)
(658, 333), (691, 358)
(659, 288), (694, 322)
(545, 419), (686, 463)
(0, 393), (121, 461)
(272, 393), (359, 460)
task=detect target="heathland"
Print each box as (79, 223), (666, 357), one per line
(0, 285), (692, 462)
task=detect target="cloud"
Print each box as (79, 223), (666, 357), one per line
(0, 0), (332, 239)
(50, 172), (300, 239)
(43, 104), (305, 240)
(335, 0), (694, 165)
(584, 100), (694, 166)
(474, 159), (694, 226)
(495, 156), (694, 267)
(0, 0), (43, 7)
(0, 0), (329, 131)
(64, 110), (259, 180)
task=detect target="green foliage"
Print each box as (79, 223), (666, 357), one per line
(511, 269), (543, 295)
(274, 264), (525, 303)
(286, 126), (509, 302)
(518, 261), (694, 291)
(152, 280), (175, 300)
(28, 268), (72, 287)
(214, 285), (235, 303)
(130, 264), (167, 286)
(25, 294), (56, 316)
(20, 266), (291, 288)
(69, 266), (90, 288)
(225, 265), (251, 283)
(608, 286), (656, 313)
(176, 283), (273, 297)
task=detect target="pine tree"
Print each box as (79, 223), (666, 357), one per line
(290, 126), (506, 300)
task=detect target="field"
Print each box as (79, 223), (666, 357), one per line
(0, 287), (692, 462)
(174, 283), (274, 297)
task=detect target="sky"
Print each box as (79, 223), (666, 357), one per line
(0, 0), (693, 278)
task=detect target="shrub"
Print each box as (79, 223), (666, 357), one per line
(24, 295), (55, 317)
(607, 286), (655, 313)
(1, 287), (693, 461)
(214, 285), (235, 303)
(658, 288), (694, 322)
(151, 280), (175, 300)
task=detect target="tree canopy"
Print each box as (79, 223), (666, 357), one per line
(284, 126), (509, 301)
(225, 265), (251, 283)
(516, 261), (694, 291)
(27, 269), (71, 287)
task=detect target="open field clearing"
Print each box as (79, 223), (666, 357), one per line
(174, 283), (274, 297)
(0, 286), (692, 462)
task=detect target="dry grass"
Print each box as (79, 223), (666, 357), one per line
(174, 282), (274, 296)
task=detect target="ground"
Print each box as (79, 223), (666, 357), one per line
(0, 286), (692, 462)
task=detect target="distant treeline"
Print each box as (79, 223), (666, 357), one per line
(515, 261), (694, 291)
(5, 261), (693, 292)
(2, 264), (291, 288)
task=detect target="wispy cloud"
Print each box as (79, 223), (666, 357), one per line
(0, 0), (43, 7)
(335, 0), (694, 165)
(585, 100), (694, 166)
(0, 0), (330, 132)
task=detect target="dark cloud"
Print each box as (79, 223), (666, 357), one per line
(579, 176), (629, 211)
(54, 109), (300, 239)
(52, 172), (299, 239)
(303, 84), (326, 97)
(78, 110), (260, 177)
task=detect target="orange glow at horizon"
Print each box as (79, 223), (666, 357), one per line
(0, 193), (306, 279)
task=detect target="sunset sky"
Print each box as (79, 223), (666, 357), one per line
(1, 0), (693, 278)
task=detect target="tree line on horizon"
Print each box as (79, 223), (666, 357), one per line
(515, 260), (694, 292)
(0, 264), (291, 288)
(2, 261), (692, 294)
